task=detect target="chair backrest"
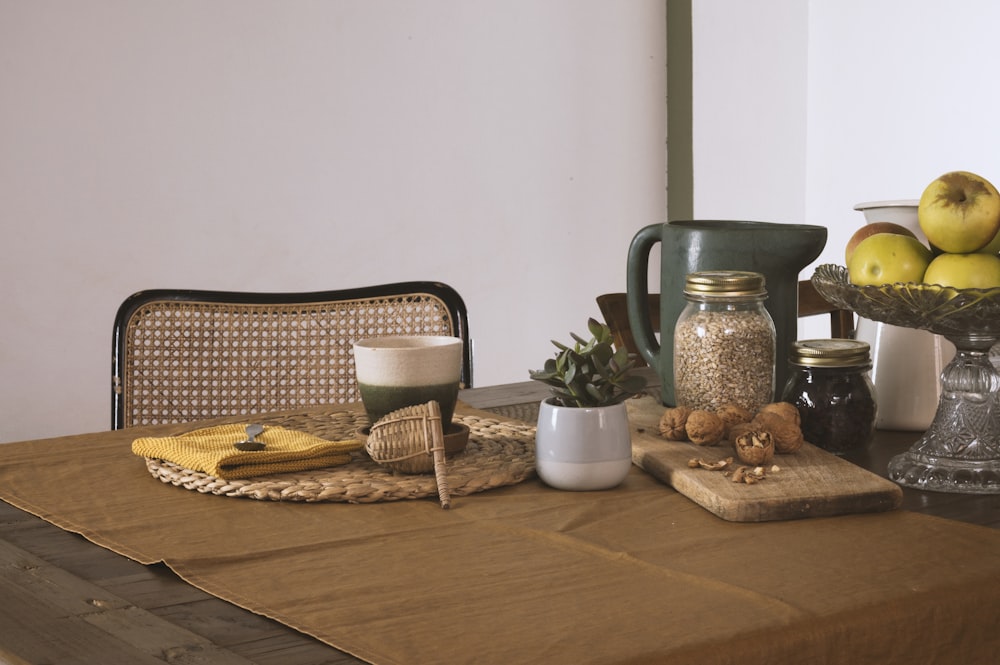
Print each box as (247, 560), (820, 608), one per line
(596, 293), (659, 368)
(112, 282), (471, 429)
(596, 281), (854, 367)
(796, 279), (854, 338)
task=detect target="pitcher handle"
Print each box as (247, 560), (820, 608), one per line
(626, 224), (661, 368)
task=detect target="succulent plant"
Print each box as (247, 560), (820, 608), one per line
(529, 318), (647, 408)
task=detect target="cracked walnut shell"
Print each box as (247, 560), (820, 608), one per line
(685, 410), (726, 446)
(659, 406), (692, 441)
(752, 411), (805, 454)
(734, 430), (775, 465)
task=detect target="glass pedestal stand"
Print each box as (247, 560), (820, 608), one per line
(811, 265), (1000, 494)
(887, 333), (1000, 493)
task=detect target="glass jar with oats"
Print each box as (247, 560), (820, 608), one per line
(673, 271), (775, 412)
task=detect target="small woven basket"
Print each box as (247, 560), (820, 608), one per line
(365, 401), (451, 508)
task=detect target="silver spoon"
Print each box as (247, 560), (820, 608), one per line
(234, 424), (266, 451)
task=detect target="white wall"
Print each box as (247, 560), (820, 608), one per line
(805, 0), (1000, 258)
(691, 0), (808, 224)
(0, 1), (668, 442)
(691, 0), (1000, 341)
(14, 0), (992, 444)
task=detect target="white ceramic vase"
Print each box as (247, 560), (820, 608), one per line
(852, 200), (956, 430)
(534, 399), (632, 491)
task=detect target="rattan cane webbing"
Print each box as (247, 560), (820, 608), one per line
(121, 293), (457, 428)
(486, 402), (541, 423)
(144, 408), (537, 503)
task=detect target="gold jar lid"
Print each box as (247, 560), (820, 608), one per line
(790, 339), (871, 367)
(684, 270), (767, 297)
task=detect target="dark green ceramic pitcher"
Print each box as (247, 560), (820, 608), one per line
(626, 220), (827, 406)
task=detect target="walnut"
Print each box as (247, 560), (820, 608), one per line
(752, 411), (804, 454)
(659, 406), (692, 441)
(714, 403), (753, 433)
(686, 410), (726, 446)
(727, 421), (755, 446)
(758, 401), (801, 426)
(734, 430), (775, 465)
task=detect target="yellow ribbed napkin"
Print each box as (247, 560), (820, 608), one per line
(131, 424), (363, 480)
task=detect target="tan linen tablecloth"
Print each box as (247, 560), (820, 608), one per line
(2, 404), (1000, 665)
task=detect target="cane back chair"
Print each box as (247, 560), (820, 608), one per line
(112, 282), (471, 429)
(596, 281), (854, 368)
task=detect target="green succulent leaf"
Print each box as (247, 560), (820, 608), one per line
(611, 345), (630, 368)
(587, 317), (603, 338)
(563, 362), (577, 385)
(619, 375), (648, 394)
(528, 318), (648, 407)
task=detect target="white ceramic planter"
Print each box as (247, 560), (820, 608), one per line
(534, 399), (632, 491)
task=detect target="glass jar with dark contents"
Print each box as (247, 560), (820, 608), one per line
(781, 339), (877, 455)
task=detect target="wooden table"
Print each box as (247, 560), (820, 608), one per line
(2, 381), (999, 664)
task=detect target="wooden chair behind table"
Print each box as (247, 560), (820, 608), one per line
(111, 282), (472, 429)
(596, 281), (854, 368)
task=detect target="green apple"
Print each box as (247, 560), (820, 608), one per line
(923, 252), (1000, 289)
(848, 233), (933, 286)
(918, 170), (1000, 253)
(844, 222), (918, 265)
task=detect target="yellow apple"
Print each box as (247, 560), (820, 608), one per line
(922, 252), (1000, 289)
(918, 171), (1000, 253)
(845, 222), (917, 264)
(977, 226), (1000, 255)
(847, 233), (933, 286)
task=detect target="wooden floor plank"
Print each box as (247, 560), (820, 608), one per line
(150, 596), (360, 664)
(0, 575), (167, 665)
(99, 564), (218, 609)
(2, 504), (357, 665)
(0, 539), (254, 665)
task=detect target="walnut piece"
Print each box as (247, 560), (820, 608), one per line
(659, 406), (692, 441)
(758, 401), (801, 426)
(734, 430), (775, 465)
(687, 456), (733, 471)
(752, 411), (804, 454)
(726, 464), (770, 484)
(686, 410), (726, 446)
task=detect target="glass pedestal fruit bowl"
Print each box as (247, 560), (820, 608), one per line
(812, 264), (1000, 494)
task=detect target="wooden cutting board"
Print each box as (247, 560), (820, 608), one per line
(627, 396), (903, 522)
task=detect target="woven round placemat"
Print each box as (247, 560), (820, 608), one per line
(144, 409), (537, 503)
